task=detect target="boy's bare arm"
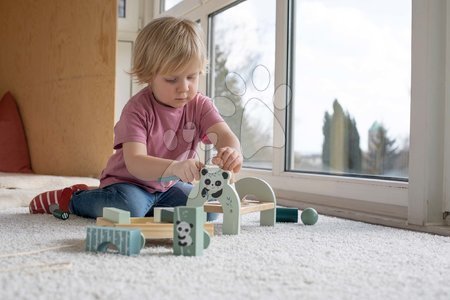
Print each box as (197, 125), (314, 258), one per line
(206, 122), (243, 173)
(122, 142), (202, 182)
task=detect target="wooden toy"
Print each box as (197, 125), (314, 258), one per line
(49, 204), (69, 220)
(154, 207), (174, 223)
(187, 166), (276, 235)
(301, 208), (319, 225)
(85, 226), (145, 256)
(276, 207), (298, 223)
(173, 206), (210, 256)
(103, 207), (131, 224)
(52, 209), (70, 220)
(96, 208), (215, 240)
(235, 177), (276, 227)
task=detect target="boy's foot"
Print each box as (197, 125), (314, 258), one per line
(29, 184), (88, 214)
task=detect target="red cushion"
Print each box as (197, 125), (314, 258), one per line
(0, 92), (32, 173)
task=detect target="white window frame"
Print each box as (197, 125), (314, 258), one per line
(151, 0), (450, 231)
(116, 0), (151, 122)
(409, 0), (449, 228)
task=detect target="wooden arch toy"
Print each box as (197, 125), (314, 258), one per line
(186, 166), (276, 235)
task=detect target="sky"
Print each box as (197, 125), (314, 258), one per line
(212, 0), (411, 155)
(293, 0), (411, 154)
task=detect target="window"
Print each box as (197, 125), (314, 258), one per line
(161, 0), (183, 12)
(153, 0), (450, 228)
(209, 0), (276, 169)
(118, 0), (126, 18)
(288, 0), (411, 180)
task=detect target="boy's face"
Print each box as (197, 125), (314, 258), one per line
(151, 61), (200, 109)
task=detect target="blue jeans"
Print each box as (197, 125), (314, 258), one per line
(69, 182), (192, 219)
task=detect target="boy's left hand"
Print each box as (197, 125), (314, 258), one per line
(212, 147), (243, 173)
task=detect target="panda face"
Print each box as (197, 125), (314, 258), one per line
(204, 178), (222, 192)
(202, 168), (228, 193)
(176, 221), (192, 238)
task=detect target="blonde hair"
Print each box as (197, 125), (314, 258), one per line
(130, 16), (207, 84)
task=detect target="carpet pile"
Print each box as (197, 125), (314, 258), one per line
(1, 207), (450, 299)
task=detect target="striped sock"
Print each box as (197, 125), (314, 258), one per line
(29, 184), (88, 214)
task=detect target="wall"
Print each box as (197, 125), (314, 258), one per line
(0, 1), (116, 177)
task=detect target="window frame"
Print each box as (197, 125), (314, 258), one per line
(152, 0), (450, 230)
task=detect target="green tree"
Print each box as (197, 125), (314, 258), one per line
(365, 122), (399, 175)
(322, 99), (362, 173)
(322, 112), (331, 168)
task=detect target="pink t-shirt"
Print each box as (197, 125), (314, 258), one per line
(99, 87), (224, 193)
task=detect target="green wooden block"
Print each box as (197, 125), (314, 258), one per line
(221, 192), (241, 235)
(187, 167), (241, 235)
(276, 207), (298, 223)
(235, 177), (277, 227)
(85, 226), (144, 256)
(173, 206), (209, 256)
(154, 207), (174, 223)
(103, 207), (131, 224)
(53, 209), (70, 220)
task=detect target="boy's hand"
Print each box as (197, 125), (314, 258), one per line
(169, 159), (203, 182)
(212, 147), (243, 173)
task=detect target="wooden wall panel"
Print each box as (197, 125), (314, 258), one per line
(0, 1), (116, 177)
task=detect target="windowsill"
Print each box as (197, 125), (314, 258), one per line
(237, 168), (409, 207)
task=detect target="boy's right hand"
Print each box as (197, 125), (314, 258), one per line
(169, 159), (203, 182)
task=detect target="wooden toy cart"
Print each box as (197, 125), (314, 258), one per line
(96, 166), (277, 238)
(96, 216), (215, 240)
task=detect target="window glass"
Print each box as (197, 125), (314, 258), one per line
(162, 0), (183, 12)
(118, 0), (126, 18)
(290, 0), (411, 179)
(210, 0), (276, 169)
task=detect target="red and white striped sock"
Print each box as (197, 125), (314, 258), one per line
(29, 184), (88, 214)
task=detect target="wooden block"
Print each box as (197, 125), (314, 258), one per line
(187, 168), (277, 235)
(102, 207), (130, 224)
(204, 201), (275, 214)
(154, 207), (174, 223)
(52, 209), (70, 220)
(276, 207), (298, 223)
(95, 216), (215, 240)
(187, 166), (241, 235)
(85, 226), (144, 256)
(235, 177), (276, 226)
(173, 206), (210, 256)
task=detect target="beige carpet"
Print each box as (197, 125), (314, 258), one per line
(1, 207), (450, 300)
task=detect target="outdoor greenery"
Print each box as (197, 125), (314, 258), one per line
(321, 99), (408, 178)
